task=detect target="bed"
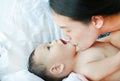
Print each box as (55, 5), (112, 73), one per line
(0, 0), (82, 81)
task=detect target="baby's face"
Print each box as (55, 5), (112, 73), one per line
(33, 39), (77, 67)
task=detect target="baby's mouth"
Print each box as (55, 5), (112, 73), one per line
(60, 39), (67, 44)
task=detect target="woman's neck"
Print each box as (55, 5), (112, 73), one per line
(100, 13), (120, 34)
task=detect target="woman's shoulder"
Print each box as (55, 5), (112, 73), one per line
(77, 43), (106, 64)
(110, 30), (120, 49)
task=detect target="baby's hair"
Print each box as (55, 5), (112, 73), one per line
(28, 50), (66, 81)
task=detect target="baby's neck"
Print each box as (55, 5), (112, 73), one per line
(73, 51), (84, 73)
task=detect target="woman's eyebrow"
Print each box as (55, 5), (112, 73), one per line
(60, 26), (67, 29)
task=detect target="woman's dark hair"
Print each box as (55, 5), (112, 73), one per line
(28, 50), (67, 81)
(49, 0), (120, 23)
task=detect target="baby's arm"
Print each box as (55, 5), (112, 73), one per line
(80, 51), (120, 81)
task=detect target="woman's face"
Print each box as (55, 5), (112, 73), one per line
(52, 11), (99, 50)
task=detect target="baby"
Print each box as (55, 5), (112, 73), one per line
(28, 38), (120, 81)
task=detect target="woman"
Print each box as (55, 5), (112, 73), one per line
(49, 0), (120, 51)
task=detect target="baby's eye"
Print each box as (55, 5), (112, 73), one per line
(47, 46), (50, 50)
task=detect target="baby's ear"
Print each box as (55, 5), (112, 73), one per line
(49, 63), (65, 75)
(91, 15), (104, 29)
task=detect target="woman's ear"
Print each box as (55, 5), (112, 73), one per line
(49, 63), (65, 75)
(91, 15), (104, 29)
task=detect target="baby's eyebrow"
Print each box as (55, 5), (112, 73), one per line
(44, 44), (49, 50)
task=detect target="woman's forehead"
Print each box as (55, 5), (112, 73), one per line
(53, 11), (75, 26)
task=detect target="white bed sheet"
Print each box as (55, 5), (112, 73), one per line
(0, 0), (82, 81)
(0, 0), (63, 81)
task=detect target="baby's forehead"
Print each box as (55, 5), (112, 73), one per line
(33, 47), (46, 64)
(35, 44), (45, 54)
(34, 43), (49, 60)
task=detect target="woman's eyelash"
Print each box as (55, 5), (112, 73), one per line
(67, 30), (71, 32)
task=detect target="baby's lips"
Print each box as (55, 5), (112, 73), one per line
(60, 39), (67, 44)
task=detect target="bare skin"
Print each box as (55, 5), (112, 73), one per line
(53, 11), (120, 51)
(75, 31), (120, 81)
(75, 42), (120, 81)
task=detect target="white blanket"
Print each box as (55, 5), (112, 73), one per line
(0, 0), (81, 81)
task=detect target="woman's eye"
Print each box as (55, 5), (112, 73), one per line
(66, 30), (71, 33)
(65, 29), (71, 32)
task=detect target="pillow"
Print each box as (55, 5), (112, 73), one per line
(1, 70), (44, 81)
(0, 0), (63, 81)
(63, 72), (83, 81)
